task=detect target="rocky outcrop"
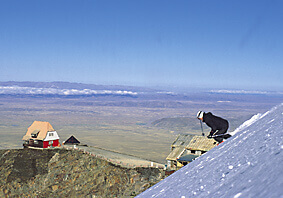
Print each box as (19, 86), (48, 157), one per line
(0, 149), (163, 197)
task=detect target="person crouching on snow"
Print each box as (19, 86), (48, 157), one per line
(197, 111), (231, 143)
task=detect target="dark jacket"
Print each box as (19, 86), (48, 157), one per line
(203, 112), (229, 133)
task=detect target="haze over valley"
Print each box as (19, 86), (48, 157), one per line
(1, 81), (282, 163)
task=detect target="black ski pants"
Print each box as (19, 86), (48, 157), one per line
(212, 127), (229, 143)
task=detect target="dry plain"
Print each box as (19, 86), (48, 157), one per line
(0, 91), (281, 163)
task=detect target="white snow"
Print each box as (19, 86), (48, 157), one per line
(137, 103), (283, 198)
(234, 193), (242, 198)
(230, 113), (262, 136)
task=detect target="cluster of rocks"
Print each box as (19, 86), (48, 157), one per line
(0, 148), (163, 197)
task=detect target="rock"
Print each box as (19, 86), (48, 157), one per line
(52, 185), (58, 191)
(0, 149), (164, 197)
(49, 152), (60, 164)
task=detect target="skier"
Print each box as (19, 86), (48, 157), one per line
(197, 111), (231, 144)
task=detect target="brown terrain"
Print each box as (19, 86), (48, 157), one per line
(0, 148), (163, 197)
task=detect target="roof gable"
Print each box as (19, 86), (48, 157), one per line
(64, 135), (80, 144)
(43, 131), (60, 141)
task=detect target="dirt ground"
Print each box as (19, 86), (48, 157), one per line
(64, 145), (165, 169)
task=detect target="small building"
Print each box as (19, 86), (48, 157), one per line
(63, 135), (80, 145)
(22, 121), (60, 148)
(166, 134), (218, 170)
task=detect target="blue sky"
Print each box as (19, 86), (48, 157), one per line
(0, 0), (282, 91)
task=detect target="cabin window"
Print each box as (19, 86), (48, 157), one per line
(49, 133), (54, 136)
(31, 133), (38, 138)
(191, 150), (196, 154)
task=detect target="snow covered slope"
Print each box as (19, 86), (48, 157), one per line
(137, 103), (283, 198)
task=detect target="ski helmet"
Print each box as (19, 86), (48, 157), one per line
(197, 111), (204, 119)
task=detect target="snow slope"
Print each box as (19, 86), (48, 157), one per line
(230, 111), (270, 136)
(137, 103), (283, 198)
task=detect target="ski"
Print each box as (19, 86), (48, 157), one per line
(210, 133), (232, 138)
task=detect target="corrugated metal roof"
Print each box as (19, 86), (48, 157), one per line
(166, 146), (186, 161)
(172, 134), (194, 147)
(186, 136), (217, 151)
(166, 134), (218, 161)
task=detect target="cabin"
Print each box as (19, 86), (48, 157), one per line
(63, 135), (80, 145)
(22, 121), (60, 148)
(166, 134), (218, 170)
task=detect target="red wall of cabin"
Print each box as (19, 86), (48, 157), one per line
(43, 139), (59, 148)
(53, 139), (59, 147)
(43, 141), (49, 148)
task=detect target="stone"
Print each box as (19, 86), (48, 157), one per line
(0, 149), (164, 197)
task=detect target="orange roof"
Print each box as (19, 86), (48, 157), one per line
(22, 121), (55, 141)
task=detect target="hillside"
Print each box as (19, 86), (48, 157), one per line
(137, 103), (283, 197)
(0, 148), (163, 197)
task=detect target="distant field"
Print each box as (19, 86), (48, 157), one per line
(0, 89), (282, 163)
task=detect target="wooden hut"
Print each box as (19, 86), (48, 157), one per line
(166, 134), (217, 170)
(22, 121), (60, 148)
(63, 135), (80, 145)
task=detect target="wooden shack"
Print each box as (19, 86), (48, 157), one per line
(166, 134), (217, 170)
(63, 135), (80, 145)
(22, 121), (60, 148)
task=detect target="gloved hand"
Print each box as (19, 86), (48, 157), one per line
(207, 131), (215, 138)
